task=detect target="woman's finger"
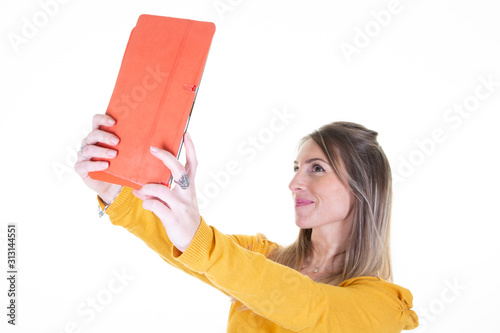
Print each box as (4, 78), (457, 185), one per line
(79, 128), (120, 162)
(142, 198), (174, 222)
(137, 185), (175, 217)
(149, 147), (188, 190)
(132, 188), (158, 202)
(138, 183), (177, 207)
(81, 129), (120, 148)
(92, 114), (116, 130)
(74, 159), (109, 178)
(80, 144), (118, 160)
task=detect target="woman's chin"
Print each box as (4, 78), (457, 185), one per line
(295, 218), (311, 229)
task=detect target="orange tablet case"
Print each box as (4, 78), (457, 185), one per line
(89, 15), (216, 189)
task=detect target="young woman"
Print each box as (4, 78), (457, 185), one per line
(75, 114), (419, 332)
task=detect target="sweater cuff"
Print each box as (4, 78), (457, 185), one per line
(97, 187), (137, 225)
(173, 216), (214, 273)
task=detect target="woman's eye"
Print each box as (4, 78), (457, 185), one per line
(312, 164), (324, 172)
(293, 164), (324, 173)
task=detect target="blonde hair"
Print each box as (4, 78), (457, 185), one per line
(269, 121), (393, 285)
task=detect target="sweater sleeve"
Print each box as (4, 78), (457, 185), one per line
(99, 186), (225, 292)
(174, 218), (419, 332)
(99, 186), (278, 296)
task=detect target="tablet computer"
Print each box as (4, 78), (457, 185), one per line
(89, 14), (216, 189)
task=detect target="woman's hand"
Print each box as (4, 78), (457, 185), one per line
(74, 114), (123, 204)
(132, 133), (201, 253)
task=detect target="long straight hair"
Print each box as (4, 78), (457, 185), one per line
(269, 121), (393, 285)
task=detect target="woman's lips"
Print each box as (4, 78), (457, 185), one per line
(295, 200), (314, 207)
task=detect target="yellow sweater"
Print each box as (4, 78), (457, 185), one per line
(99, 187), (419, 332)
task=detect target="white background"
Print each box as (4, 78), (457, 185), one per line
(1, 0), (499, 332)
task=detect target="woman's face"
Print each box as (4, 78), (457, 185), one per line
(289, 138), (353, 229)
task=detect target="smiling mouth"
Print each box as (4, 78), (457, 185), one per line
(295, 200), (314, 207)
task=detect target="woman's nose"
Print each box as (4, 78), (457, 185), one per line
(289, 171), (306, 192)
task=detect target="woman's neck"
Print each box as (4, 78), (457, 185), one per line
(309, 219), (352, 270)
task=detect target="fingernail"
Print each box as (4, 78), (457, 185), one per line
(111, 137), (119, 145)
(107, 150), (117, 157)
(150, 146), (159, 152)
(101, 162), (109, 168)
(186, 132), (191, 140)
(108, 118), (116, 125)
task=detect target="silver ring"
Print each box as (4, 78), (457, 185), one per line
(80, 145), (89, 159)
(174, 173), (190, 190)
